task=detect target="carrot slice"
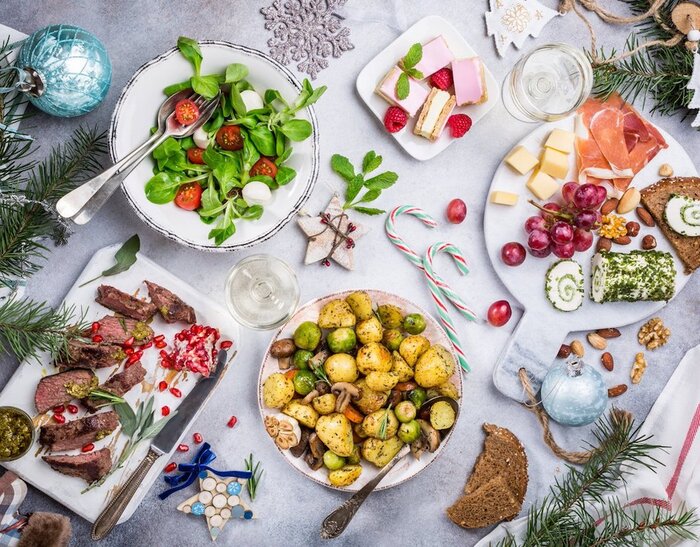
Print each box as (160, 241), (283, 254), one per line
(343, 405), (364, 424)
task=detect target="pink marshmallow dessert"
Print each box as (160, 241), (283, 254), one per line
(375, 66), (429, 117)
(412, 36), (454, 80)
(452, 57), (488, 106)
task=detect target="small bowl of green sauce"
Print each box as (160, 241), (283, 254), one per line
(0, 407), (35, 461)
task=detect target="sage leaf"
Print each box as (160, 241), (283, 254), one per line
(79, 234), (140, 287)
(114, 401), (137, 437)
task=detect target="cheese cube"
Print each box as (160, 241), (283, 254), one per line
(490, 191), (519, 206)
(504, 146), (539, 175)
(527, 169), (559, 200)
(544, 128), (576, 154)
(539, 148), (569, 180)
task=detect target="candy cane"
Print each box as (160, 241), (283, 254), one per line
(384, 205), (438, 271)
(425, 242), (479, 323)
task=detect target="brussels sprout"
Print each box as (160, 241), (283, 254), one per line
(323, 450), (347, 471)
(394, 401), (417, 423)
(292, 350), (314, 370)
(403, 313), (427, 335)
(327, 327), (357, 353)
(382, 329), (404, 351)
(398, 420), (422, 443)
(293, 370), (317, 396)
(293, 321), (322, 351)
(376, 304), (403, 329)
(408, 387), (427, 409)
(347, 445), (361, 465)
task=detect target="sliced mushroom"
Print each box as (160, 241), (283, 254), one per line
(290, 428), (310, 458)
(302, 389), (320, 405)
(410, 438), (425, 460)
(419, 419), (440, 453)
(331, 382), (361, 413)
(309, 349), (330, 370)
(315, 380), (331, 395)
(278, 356), (291, 370)
(305, 432), (326, 470)
(304, 451), (323, 470)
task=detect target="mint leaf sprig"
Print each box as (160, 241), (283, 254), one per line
(396, 43), (423, 100)
(331, 151), (398, 216)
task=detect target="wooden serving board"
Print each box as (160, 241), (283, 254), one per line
(483, 116), (697, 402)
(0, 244), (240, 523)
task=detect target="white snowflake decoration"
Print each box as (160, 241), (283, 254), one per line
(485, 0), (560, 57)
(260, 0), (354, 79)
(687, 52), (700, 127)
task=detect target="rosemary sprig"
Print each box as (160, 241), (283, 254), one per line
(87, 389), (126, 408)
(244, 453), (263, 501)
(378, 403), (393, 441)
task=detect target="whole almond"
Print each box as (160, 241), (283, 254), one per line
(601, 352), (614, 371)
(570, 339), (584, 357)
(636, 207), (655, 227)
(596, 237), (612, 253)
(601, 198), (619, 216)
(625, 221), (640, 237)
(608, 384), (628, 398)
(613, 235), (631, 245)
(642, 234), (657, 250)
(596, 327), (621, 339)
(557, 344), (571, 359)
(587, 332), (607, 350)
(617, 187), (641, 214)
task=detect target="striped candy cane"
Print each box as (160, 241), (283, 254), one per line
(425, 242), (479, 323)
(384, 205), (438, 271)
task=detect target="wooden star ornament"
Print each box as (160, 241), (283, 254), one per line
(297, 196), (368, 269)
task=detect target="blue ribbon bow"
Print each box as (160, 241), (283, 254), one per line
(159, 442), (252, 500)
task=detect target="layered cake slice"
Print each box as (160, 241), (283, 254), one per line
(409, 35), (454, 80)
(452, 57), (488, 106)
(375, 66), (429, 117)
(414, 88), (456, 141)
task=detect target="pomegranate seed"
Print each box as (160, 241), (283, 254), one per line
(177, 443), (189, 452)
(125, 347), (135, 356)
(212, 349), (218, 359)
(227, 416), (238, 428)
(192, 325), (203, 334)
(154, 334), (166, 343)
(161, 406), (170, 416)
(53, 405), (65, 414)
(81, 443), (95, 453)
(159, 349), (169, 359)
(155, 340), (167, 349)
(92, 335), (103, 343)
(91, 322), (101, 333)
(141, 341), (153, 349)
(126, 353), (141, 366)
(193, 433), (203, 444)
(123, 336), (135, 347)
(53, 414), (66, 424)
(220, 340), (233, 350)
(158, 381), (168, 392)
(176, 333), (186, 342)
(67, 404), (79, 414)
(164, 462), (177, 473)
(170, 387), (182, 398)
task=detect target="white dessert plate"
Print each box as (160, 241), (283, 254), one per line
(484, 115), (698, 401)
(0, 244), (240, 523)
(110, 41), (319, 252)
(257, 289), (462, 492)
(356, 15), (499, 161)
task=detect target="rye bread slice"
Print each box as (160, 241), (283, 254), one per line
(640, 177), (700, 274)
(447, 475), (522, 529)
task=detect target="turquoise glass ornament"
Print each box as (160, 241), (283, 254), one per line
(540, 358), (607, 426)
(15, 25), (111, 117)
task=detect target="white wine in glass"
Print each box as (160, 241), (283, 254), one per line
(225, 254), (300, 330)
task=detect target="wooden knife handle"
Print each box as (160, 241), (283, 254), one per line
(91, 448), (160, 540)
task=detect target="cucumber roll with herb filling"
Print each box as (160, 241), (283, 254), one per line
(545, 260), (584, 312)
(591, 251), (675, 303)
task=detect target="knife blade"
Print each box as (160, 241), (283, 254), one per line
(151, 348), (231, 456)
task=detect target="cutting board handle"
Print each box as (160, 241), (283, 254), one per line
(492, 311), (569, 402)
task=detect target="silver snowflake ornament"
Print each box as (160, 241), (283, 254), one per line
(260, 0), (354, 79)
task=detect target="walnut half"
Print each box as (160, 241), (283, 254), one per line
(638, 317), (670, 350)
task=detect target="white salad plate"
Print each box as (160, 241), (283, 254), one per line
(484, 115), (698, 401)
(356, 15), (499, 161)
(110, 41), (320, 251)
(0, 244), (240, 523)
(257, 289), (462, 492)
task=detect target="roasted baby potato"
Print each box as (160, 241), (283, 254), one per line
(430, 400), (456, 430)
(362, 409), (399, 439)
(345, 291), (374, 320)
(312, 393), (337, 415)
(316, 413), (354, 457)
(355, 316), (384, 345)
(391, 351), (414, 382)
(328, 464), (362, 487)
(356, 342), (393, 375)
(399, 335), (431, 366)
(282, 401), (319, 429)
(263, 373), (295, 408)
(361, 436), (404, 467)
(365, 371), (400, 392)
(434, 380), (459, 400)
(376, 304), (403, 329)
(354, 378), (389, 414)
(382, 329), (404, 351)
(318, 300), (356, 329)
(324, 353), (359, 383)
(414, 344), (456, 388)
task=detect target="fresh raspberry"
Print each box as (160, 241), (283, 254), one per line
(430, 68), (453, 90)
(383, 106), (408, 133)
(447, 114), (472, 138)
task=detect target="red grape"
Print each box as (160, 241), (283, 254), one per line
(501, 242), (526, 266)
(540, 202), (561, 218)
(573, 184), (600, 210)
(552, 241), (575, 258)
(528, 229), (550, 251)
(446, 199), (467, 224)
(573, 210), (600, 230)
(593, 185), (607, 207)
(550, 221), (574, 244)
(573, 228), (593, 252)
(529, 246), (552, 258)
(524, 215), (546, 233)
(561, 181), (579, 204)
(487, 300), (512, 327)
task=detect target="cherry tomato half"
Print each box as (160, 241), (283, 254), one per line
(216, 125), (243, 151)
(174, 182), (203, 211)
(187, 147), (205, 164)
(250, 157), (278, 178)
(174, 99), (200, 126)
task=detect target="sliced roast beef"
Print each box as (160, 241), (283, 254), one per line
(83, 362), (147, 413)
(96, 285), (157, 321)
(43, 448), (112, 482)
(35, 369), (98, 413)
(88, 315), (154, 345)
(39, 411), (119, 452)
(58, 340), (125, 370)
(145, 280), (196, 324)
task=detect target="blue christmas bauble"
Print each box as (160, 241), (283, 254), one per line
(15, 25), (111, 117)
(540, 358), (607, 426)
